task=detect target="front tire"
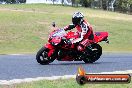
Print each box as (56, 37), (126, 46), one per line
(36, 47), (55, 65)
(83, 44), (102, 63)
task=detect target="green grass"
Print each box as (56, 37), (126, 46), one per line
(1, 79), (132, 88)
(0, 4), (132, 54)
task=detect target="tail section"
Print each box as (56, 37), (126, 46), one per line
(94, 32), (109, 43)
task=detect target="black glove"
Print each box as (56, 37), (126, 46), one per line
(65, 39), (72, 45)
(62, 37), (72, 45)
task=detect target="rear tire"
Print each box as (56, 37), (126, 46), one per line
(36, 47), (55, 65)
(83, 44), (102, 63)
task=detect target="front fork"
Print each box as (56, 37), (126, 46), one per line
(44, 43), (56, 57)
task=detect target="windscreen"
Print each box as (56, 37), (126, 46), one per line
(52, 29), (66, 37)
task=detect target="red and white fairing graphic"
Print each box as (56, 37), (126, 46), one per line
(36, 28), (109, 65)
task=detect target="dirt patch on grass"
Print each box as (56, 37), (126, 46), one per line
(89, 14), (132, 21)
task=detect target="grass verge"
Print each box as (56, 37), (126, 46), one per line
(1, 78), (132, 88)
(0, 4), (132, 54)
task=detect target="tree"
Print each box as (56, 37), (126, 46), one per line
(71, 0), (75, 7)
(80, 0), (92, 7)
(61, 0), (64, 5)
(75, 0), (80, 7)
(115, 0), (132, 13)
(3, 0), (25, 3)
(52, 0), (55, 5)
(128, 0), (132, 13)
(102, 0), (109, 10)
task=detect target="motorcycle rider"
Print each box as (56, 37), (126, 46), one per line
(64, 12), (94, 51)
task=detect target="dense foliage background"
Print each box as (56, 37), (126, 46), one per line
(72, 0), (132, 14)
(0, 0), (132, 14)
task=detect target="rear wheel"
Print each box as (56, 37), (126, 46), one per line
(83, 44), (102, 63)
(36, 47), (55, 65)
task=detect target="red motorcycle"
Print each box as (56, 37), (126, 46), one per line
(36, 24), (109, 65)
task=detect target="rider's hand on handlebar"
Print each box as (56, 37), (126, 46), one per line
(66, 39), (72, 45)
(62, 37), (72, 45)
(62, 37), (67, 41)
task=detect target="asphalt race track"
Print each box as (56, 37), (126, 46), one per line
(0, 53), (132, 80)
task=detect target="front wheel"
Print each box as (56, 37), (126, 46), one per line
(36, 47), (55, 65)
(83, 44), (102, 63)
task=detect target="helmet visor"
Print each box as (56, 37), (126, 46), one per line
(72, 17), (81, 25)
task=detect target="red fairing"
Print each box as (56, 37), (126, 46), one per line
(65, 31), (79, 39)
(48, 49), (55, 57)
(44, 43), (54, 49)
(44, 43), (55, 57)
(43, 28), (108, 61)
(94, 32), (108, 43)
